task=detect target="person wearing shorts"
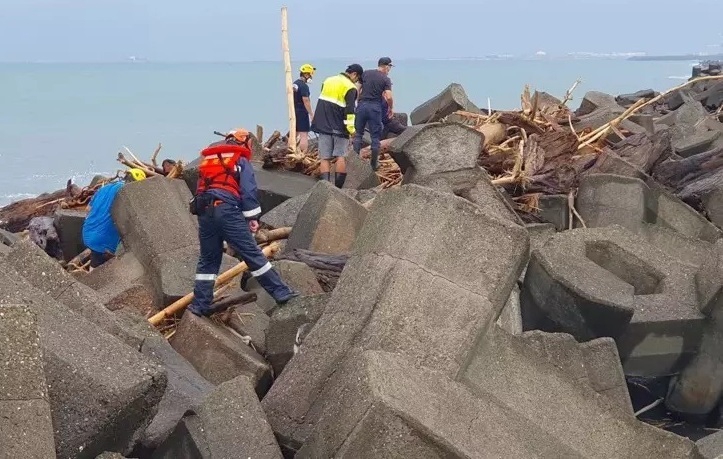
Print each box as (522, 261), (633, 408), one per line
(310, 64), (363, 188)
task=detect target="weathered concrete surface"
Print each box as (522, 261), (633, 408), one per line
(112, 176), (236, 305)
(0, 303), (56, 459)
(259, 192), (309, 229)
(254, 166), (319, 214)
(576, 174), (721, 243)
(283, 180), (368, 256)
(496, 284), (522, 335)
(3, 239), (148, 349)
(461, 326), (699, 458)
(352, 184), (529, 307)
(134, 336), (215, 453)
(298, 350), (580, 459)
(244, 259), (324, 314)
(262, 185), (529, 450)
(153, 376), (282, 459)
(54, 208), (87, 261)
(389, 122), (522, 224)
(226, 302), (270, 355)
(0, 266), (166, 459)
(538, 194), (569, 231)
(171, 312), (272, 395)
(586, 149), (649, 180)
(521, 225), (704, 376)
(409, 83), (481, 125)
(341, 152), (380, 190)
(266, 293), (330, 375)
(0, 227), (19, 246)
(697, 430), (723, 459)
(577, 91), (622, 116)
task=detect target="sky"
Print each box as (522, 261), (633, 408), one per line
(1, 0), (722, 62)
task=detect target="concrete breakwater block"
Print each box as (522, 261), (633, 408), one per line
(0, 303), (56, 459)
(112, 176), (236, 306)
(389, 122), (522, 225)
(54, 208), (87, 262)
(409, 83), (481, 125)
(284, 180), (368, 256)
(0, 266), (166, 459)
(521, 225), (704, 377)
(153, 375), (282, 459)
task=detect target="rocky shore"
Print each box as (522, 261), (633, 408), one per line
(3, 64), (723, 458)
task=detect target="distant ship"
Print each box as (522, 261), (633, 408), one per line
(127, 56), (148, 63)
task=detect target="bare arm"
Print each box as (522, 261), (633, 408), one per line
(303, 96), (313, 119)
(383, 89), (394, 116)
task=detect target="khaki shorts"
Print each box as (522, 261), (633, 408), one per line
(318, 134), (348, 159)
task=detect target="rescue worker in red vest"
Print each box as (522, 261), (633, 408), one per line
(188, 128), (298, 316)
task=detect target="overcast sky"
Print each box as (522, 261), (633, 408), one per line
(1, 0), (722, 62)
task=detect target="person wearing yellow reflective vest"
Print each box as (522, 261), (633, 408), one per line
(310, 64), (364, 188)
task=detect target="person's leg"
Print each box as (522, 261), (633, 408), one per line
(89, 250), (106, 268)
(218, 203), (297, 303)
(368, 104), (384, 170)
(318, 134), (333, 182)
(352, 103), (368, 155)
(333, 137), (348, 188)
(298, 131), (309, 154)
(188, 208), (224, 316)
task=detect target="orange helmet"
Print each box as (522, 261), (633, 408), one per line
(226, 128), (251, 144)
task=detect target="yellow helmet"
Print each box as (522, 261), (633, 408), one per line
(299, 63), (316, 76)
(126, 168), (147, 182)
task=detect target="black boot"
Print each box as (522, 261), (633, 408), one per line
(320, 172), (331, 182)
(370, 149), (380, 171)
(334, 172), (347, 188)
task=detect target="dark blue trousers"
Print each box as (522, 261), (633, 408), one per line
(189, 201), (294, 314)
(352, 101), (383, 154)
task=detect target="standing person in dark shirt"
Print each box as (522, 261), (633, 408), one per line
(352, 57), (394, 170)
(293, 63), (316, 154)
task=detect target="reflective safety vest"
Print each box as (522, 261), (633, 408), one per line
(312, 73), (357, 137)
(196, 142), (252, 198)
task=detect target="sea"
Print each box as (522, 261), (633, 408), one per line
(0, 58), (699, 206)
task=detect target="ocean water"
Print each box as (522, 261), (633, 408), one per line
(0, 58), (697, 205)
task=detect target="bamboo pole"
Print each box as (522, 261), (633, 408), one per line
(281, 6), (296, 153)
(148, 242), (281, 325)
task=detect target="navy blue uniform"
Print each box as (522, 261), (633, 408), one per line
(353, 70), (392, 167)
(293, 78), (311, 132)
(189, 156), (296, 316)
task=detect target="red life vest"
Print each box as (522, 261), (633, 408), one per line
(196, 142), (252, 198)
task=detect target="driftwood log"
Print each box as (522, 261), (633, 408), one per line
(278, 249), (349, 292)
(0, 181), (78, 233)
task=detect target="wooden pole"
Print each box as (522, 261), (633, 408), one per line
(148, 242), (281, 325)
(281, 6), (296, 153)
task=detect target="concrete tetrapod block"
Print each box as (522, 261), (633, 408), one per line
(54, 208), (88, 261)
(226, 302), (270, 355)
(461, 326), (699, 458)
(259, 192), (310, 229)
(577, 90), (624, 116)
(244, 259), (324, 314)
(409, 82), (481, 125)
(3, 239), (148, 349)
(389, 122), (521, 224)
(111, 176), (237, 305)
(152, 376), (282, 459)
(697, 430), (723, 459)
(254, 165), (318, 213)
(262, 253), (502, 451)
(134, 336), (215, 454)
(297, 350), (580, 459)
(0, 304), (56, 459)
(577, 173), (722, 244)
(0, 267), (167, 459)
(521, 225), (705, 376)
(341, 152), (380, 190)
(352, 184), (529, 308)
(170, 312), (272, 395)
(283, 180), (368, 256)
(266, 293), (331, 376)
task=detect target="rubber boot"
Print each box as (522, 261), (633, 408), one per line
(370, 149), (380, 171)
(335, 172), (347, 188)
(254, 268), (299, 304)
(320, 172), (331, 183)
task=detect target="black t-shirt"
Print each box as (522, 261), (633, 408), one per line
(293, 78), (310, 113)
(359, 69), (392, 103)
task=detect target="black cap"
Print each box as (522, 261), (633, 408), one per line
(378, 57), (393, 66)
(345, 63), (364, 75)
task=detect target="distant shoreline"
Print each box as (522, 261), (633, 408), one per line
(628, 54), (723, 62)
